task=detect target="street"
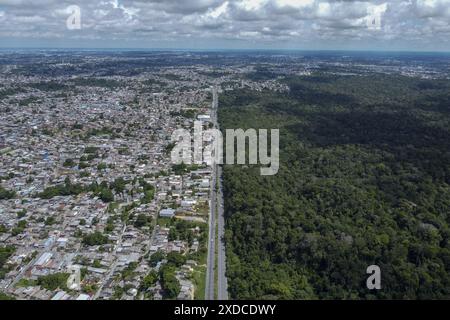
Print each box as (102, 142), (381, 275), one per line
(205, 86), (228, 300)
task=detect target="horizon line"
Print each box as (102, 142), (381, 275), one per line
(1, 47), (450, 54)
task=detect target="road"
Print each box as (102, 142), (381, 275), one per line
(216, 165), (228, 300)
(205, 86), (228, 300)
(93, 224), (127, 300)
(205, 162), (217, 300)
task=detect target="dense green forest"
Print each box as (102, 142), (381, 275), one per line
(219, 73), (450, 299)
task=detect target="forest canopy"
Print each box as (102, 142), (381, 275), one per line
(219, 73), (450, 299)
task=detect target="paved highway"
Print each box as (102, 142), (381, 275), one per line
(205, 165), (217, 300)
(205, 86), (228, 300)
(216, 165), (228, 300)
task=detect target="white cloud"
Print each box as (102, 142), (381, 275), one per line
(415, 0), (450, 17)
(238, 0), (269, 11)
(276, 0), (315, 8)
(317, 2), (332, 17)
(0, 0), (449, 50)
(208, 1), (229, 18)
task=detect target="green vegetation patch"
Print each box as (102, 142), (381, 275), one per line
(219, 74), (450, 299)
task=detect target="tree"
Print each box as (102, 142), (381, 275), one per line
(0, 186), (15, 200)
(45, 216), (56, 226)
(167, 252), (186, 267)
(140, 181), (155, 204)
(11, 220), (27, 236)
(97, 163), (107, 171)
(82, 232), (108, 246)
(218, 81), (450, 299)
(160, 265), (180, 299)
(141, 189), (155, 204)
(134, 214), (151, 228)
(99, 188), (114, 203)
(92, 259), (102, 268)
(0, 292), (15, 300)
(0, 246), (15, 279)
(63, 158), (75, 167)
(149, 251), (165, 267)
(140, 271), (158, 291)
(37, 273), (69, 291)
(0, 225), (8, 234)
(111, 177), (127, 194)
(17, 210), (27, 219)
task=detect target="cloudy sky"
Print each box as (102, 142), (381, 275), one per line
(1, 0), (450, 51)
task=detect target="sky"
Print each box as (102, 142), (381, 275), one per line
(1, 0), (450, 51)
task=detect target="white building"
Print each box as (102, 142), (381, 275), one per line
(159, 208), (175, 218)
